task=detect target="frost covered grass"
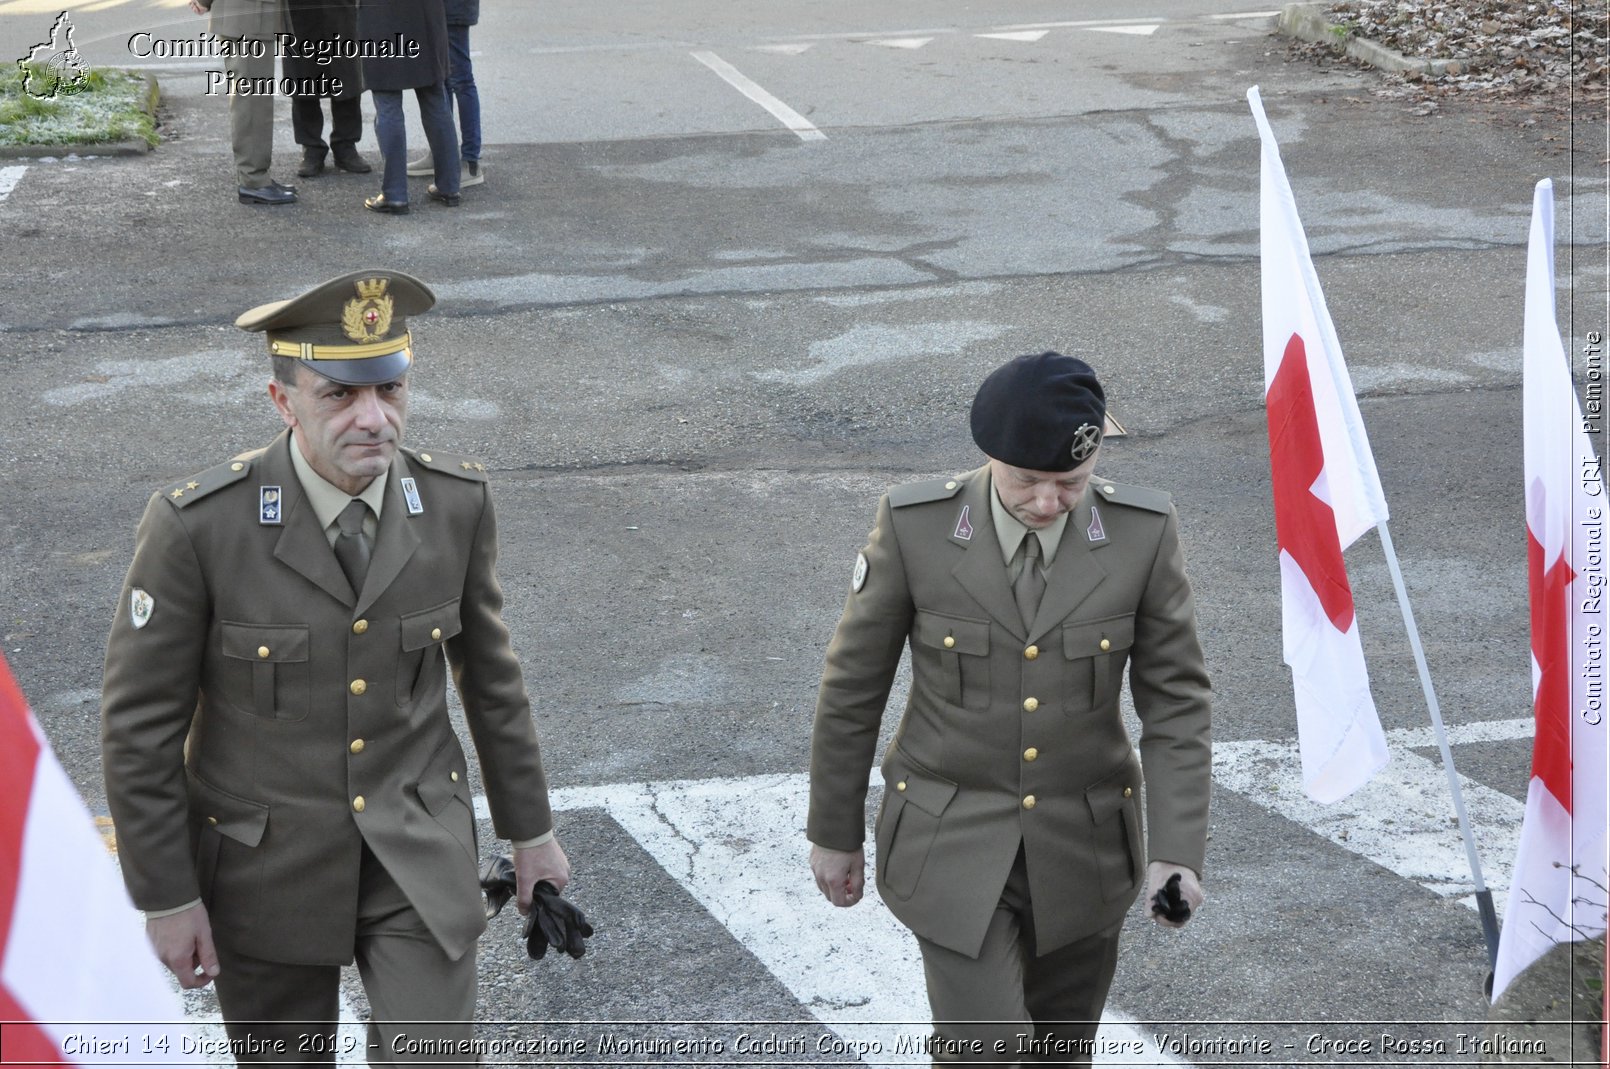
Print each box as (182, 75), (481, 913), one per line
(0, 65), (159, 148)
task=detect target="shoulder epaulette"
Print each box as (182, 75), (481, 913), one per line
(161, 454), (255, 508)
(1093, 479), (1172, 514)
(889, 475), (967, 509)
(404, 447), (489, 483)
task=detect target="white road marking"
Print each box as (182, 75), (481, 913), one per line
(866, 37), (934, 49)
(0, 165), (26, 202)
(690, 51), (826, 142)
(1089, 24), (1161, 36)
(1208, 10), (1282, 18)
(976, 30), (1051, 42)
(754, 43), (815, 55)
(995, 17), (1166, 31)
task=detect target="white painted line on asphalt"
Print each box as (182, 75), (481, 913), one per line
(1209, 9), (1282, 17)
(754, 42), (815, 55)
(995, 17), (1166, 30)
(1089, 24), (1161, 36)
(691, 50), (826, 142)
(0, 165), (26, 203)
(976, 30), (1051, 42)
(866, 37), (935, 49)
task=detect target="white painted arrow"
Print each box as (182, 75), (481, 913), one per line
(754, 43), (814, 55)
(976, 30), (1050, 42)
(1088, 24), (1160, 36)
(866, 37), (933, 49)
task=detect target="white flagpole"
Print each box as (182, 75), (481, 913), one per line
(1377, 522), (1501, 970)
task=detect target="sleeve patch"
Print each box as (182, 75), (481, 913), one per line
(851, 552), (869, 592)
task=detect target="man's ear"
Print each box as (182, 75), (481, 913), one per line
(267, 379), (298, 430)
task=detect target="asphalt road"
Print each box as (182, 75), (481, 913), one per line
(1, 0), (1607, 1064)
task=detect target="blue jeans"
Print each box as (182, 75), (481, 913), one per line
(372, 84), (460, 202)
(445, 25), (481, 162)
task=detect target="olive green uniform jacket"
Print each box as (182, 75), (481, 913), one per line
(101, 432), (553, 966)
(807, 466), (1211, 958)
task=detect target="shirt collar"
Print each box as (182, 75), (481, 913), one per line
(988, 472), (1068, 566)
(289, 436), (388, 531)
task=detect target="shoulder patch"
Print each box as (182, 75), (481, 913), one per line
(404, 447), (489, 483)
(161, 455), (253, 508)
(888, 476), (966, 509)
(1092, 479), (1172, 515)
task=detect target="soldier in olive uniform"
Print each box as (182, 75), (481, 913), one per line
(807, 352), (1211, 1063)
(101, 269), (569, 1064)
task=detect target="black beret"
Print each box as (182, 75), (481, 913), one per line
(235, 269), (435, 386)
(970, 352), (1106, 472)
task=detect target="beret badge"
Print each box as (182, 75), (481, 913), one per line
(1070, 422), (1102, 464)
(342, 277), (394, 344)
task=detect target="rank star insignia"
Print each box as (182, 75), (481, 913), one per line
(1070, 422), (1102, 464)
(341, 277), (394, 343)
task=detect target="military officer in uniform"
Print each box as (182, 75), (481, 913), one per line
(101, 269), (569, 1063)
(807, 352), (1211, 1063)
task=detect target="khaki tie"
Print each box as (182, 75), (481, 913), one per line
(1013, 532), (1045, 631)
(333, 499), (371, 596)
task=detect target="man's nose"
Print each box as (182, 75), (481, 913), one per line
(352, 389), (386, 429)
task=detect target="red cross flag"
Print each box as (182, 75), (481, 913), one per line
(1492, 179), (1609, 1001)
(0, 652), (188, 1063)
(1249, 87), (1392, 803)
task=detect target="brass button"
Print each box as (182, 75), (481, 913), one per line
(352, 619), (369, 635)
(431, 627), (442, 641)
(207, 816), (218, 825)
(943, 635), (956, 649)
(257, 646), (270, 659)
(1023, 697), (1039, 712)
(1122, 786), (1133, 798)
(1022, 795), (1036, 810)
(1024, 747), (1038, 762)
(420, 453), (433, 463)
(350, 739), (365, 754)
(349, 679), (367, 696)
(352, 796), (365, 812)
(450, 771), (459, 782)
(896, 781), (907, 792)
(230, 462), (244, 472)
(1024, 645), (1039, 660)
(944, 480), (957, 490)
(1103, 484), (1115, 494)
(1099, 638), (1111, 652)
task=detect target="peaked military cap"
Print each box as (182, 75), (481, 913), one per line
(235, 269), (435, 385)
(970, 351), (1106, 472)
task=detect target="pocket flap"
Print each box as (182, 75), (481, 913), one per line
(221, 622), (309, 663)
(401, 599), (463, 653)
(913, 610), (990, 656)
(1062, 614), (1135, 660)
(1084, 765), (1138, 824)
(414, 737), (469, 816)
(882, 759), (958, 818)
(188, 774), (269, 847)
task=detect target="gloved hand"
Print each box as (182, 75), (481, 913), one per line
(1145, 860), (1205, 928)
(479, 855), (594, 960)
(523, 881), (594, 960)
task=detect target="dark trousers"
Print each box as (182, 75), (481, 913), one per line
(213, 845), (477, 1067)
(292, 96), (363, 154)
(372, 84), (460, 203)
(445, 24), (481, 162)
(915, 846), (1124, 1066)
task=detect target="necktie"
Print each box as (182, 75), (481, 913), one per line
(333, 499), (371, 596)
(1013, 532), (1046, 631)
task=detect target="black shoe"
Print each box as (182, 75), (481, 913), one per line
(364, 193), (409, 215)
(332, 145), (372, 174)
(239, 183), (297, 205)
(296, 149), (326, 178)
(426, 184), (460, 207)
(268, 179), (297, 194)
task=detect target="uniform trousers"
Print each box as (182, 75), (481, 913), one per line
(916, 845), (1123, 1067)
(218, 17), (280, 187)
(214, 844), (477, 1067)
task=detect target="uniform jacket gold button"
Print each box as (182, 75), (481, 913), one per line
(1024, 747), (1038, 761)
(352, 619), (368, 635)
(1022, 697), (1039, 712)
(258, 646), (270, 658)
(1022, 795), (1036, 809)
(431, 627), (442, 641)
(1103, 484), (1115, 494)
(420, 453), (433, 463)
(350, 739), (365, 754)
(230, 462), (244, 472)
(1122, 786), (1133, 798)
(450, 771), (459, 782)
(207, 816), (219, 825)
(1024, 645), (1038, 660)
(943, 635), (956, 649)
(352, 796), (365, 812)
(1100, 638), (1111, 652)
(896, 780), (907, 791)
(944, 481), (958, 490)
(349, 679), (367, 696)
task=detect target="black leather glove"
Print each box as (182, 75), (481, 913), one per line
(479, 855), (517, 920)
(523, 880), (594, 960)
(1150, 872), (1192, 924)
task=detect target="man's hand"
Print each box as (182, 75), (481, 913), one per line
(810, 844), (865, 908)
(188, 0), (207, 14)
(1145, 861), (1204, 929)
(146, 903), (220, 989)
(513, 838), (570, 915)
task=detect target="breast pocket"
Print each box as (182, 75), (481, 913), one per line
(875, 756), (958, 901)
(220, 622), (310, 721)
(397, 599), (462, 707)
(1061, 613), (1135, 710)
(912, 610), (991, 711)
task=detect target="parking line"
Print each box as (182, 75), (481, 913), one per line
(691, 50), (826, 142)
(0, 165), (26, 203)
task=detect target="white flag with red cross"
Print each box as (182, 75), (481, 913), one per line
(1492, 178), (1609, 1000)
(1250, 86), (1392, 803)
